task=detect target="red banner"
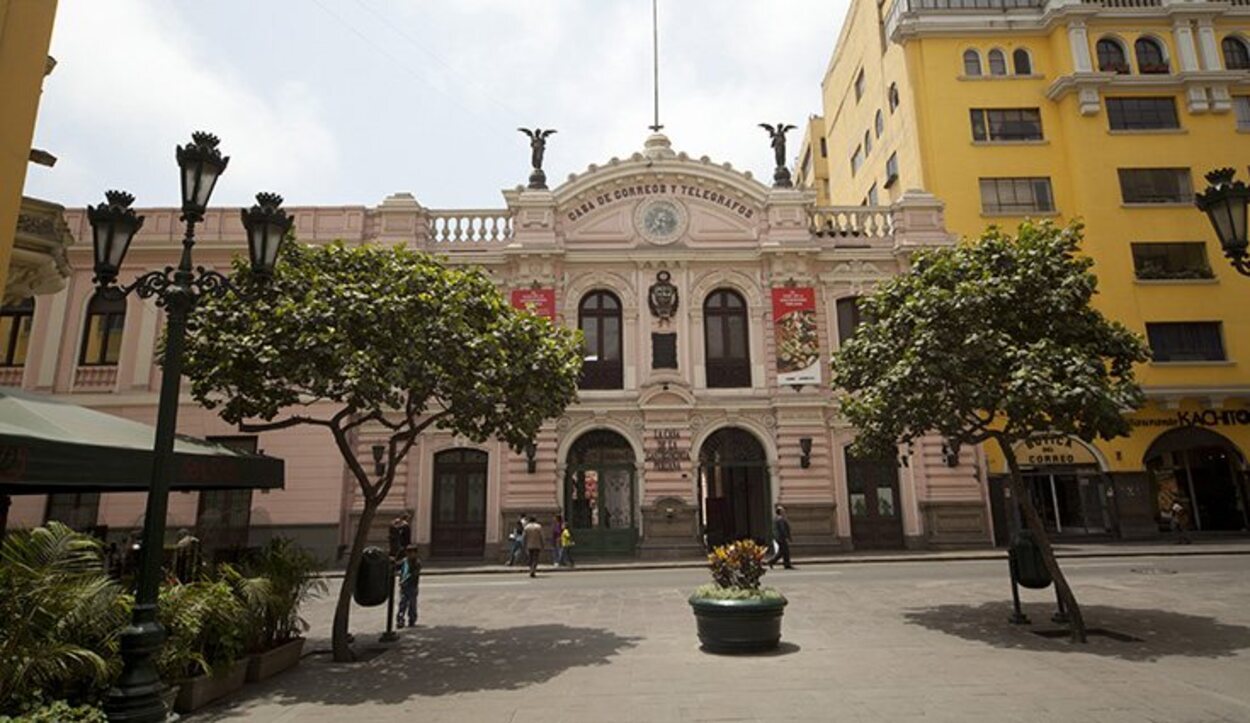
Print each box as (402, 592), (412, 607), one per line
(771, 287), (821, 386)
(510, 288), (556, 320)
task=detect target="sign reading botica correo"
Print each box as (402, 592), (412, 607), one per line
(565, 183), (757, 222)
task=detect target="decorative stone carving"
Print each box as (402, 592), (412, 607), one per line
(647, 270), (679, 322)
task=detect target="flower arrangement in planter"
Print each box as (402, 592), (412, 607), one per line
(688, 540), (787, 653)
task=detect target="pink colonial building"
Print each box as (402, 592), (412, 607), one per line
(4, 132), (994, 561)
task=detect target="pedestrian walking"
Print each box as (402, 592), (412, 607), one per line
(522, 515), (544, 577)
(559, 525), (576, 568)
(396, 544), (421, 627)
(388, 513), (412, 559)
(1170, 499), (1192, 544)
(768, 505), (795, 569)
(506, 515), (525, 566)
(552, 513), (566, 567)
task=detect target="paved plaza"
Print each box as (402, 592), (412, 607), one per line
(190, 550), (1250, 723)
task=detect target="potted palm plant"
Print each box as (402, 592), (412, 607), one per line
(688, 539), (787, 653)
(160, 580), (249, 713)
(241, 538), (326, 682)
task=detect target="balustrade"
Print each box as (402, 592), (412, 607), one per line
(73, 365), (118, 391)
(428, 210), (513, 245)
(809, 207), (894, 239)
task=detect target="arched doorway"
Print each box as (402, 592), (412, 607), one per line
(699, 428), (770, 548)
(1145, 427), (1249, 532)
(564, 430), (638, 555)
(431, 449), (488, 558)
(844, 447), (905, 549)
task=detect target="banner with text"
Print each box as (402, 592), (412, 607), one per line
(510, 288), (556, 320)
(772, 287), (821, 387)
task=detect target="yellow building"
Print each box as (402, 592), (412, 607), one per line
(807, 0), (1250, 541)
(794, 115), (832, 206)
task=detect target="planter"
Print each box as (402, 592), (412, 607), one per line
(174, 659), (246, 714)
(688, 594), (787, 653)
(246, 637), (306, 683)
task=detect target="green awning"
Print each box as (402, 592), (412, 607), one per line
(0, 386), (283, 494)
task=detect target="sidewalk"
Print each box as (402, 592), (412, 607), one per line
(324, 538), (1250, 577)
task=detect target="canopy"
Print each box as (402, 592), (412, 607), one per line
(0, 386), (284, 494)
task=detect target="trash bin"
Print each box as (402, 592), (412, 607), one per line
(353, 546), (392, 607)
(1009, 529), (1052, 589)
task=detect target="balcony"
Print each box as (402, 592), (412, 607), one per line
(5, 196), (74, 305)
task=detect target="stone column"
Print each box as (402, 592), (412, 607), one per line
(890, 190), (950, 259)
(1067, 21), (1093, 73)
(507, 189), (560, 250)
(1172, 20), (1201, 72)
(1195, 18), (1221, 70)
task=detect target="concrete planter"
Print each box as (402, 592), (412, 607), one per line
(246, 637), (306, 683)
(174, 659), (246, 714)
(688, 594), (787, 653)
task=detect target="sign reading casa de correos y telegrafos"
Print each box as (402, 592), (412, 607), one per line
(510, 288), (556, 320)
(772, 287), (820, 387)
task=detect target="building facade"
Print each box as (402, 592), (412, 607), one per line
(805, 0), (1250, 541)
(6, 133), (995, 561)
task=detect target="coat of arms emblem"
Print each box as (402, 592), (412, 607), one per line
(648, 270), (679, 322)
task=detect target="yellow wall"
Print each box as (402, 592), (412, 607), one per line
(818, 1), (1250, 474)
(0, 0), (58, 303)
(795, 116), (832, 206)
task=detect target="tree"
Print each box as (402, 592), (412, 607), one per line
(831, 221), (1149, 642)
(183, 241), (583, 661)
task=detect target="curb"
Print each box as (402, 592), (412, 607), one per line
(317, 546), (1250, 579)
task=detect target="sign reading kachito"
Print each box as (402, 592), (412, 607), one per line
(772, 287), (820, 387)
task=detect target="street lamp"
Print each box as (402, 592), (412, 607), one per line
(1195, 168), (1250, 277)
(96, 131), (291, 723)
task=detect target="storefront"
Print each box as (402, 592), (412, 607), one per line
(1145, 427), (1249, 533)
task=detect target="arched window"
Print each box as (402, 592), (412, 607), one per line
(1223, 36), (1250, 70)
(1135, 37), (1168, 74)
(1096, 38), (1129, 73)
(988, 49), (1007, 76)
(1, 297), (34, 367)
(863, 129), (872, 155)
(1012, 48), (1033, 75)
(578, 290), (622, 389)
(79, 291), (126, 366)
(888, 83), (900, 113)
(963, 50), (982, 77)
(875, 109), (885, 138)
(703, 289), (750, 388)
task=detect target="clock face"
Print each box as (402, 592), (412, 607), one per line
(636, 200), (685, 244)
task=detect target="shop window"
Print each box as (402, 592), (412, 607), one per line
(884, 152), (899, 187)
(704, 289), (750, 388)
(0, 297), (34, 367)
(1106, 97), (1179, 131)
(1224, 37), (1250, 70)
(1012, 48), (1033, 75)
(854, 68), (866, 101)
(875, 110), (885, 138)
(1146, 322), (1225, 362)
(1118, 168), (1192, 204)
(988, 49), (1007, 76)
(963, 50), (982, 77)
(578, 290), (623, 390)
(46, 492), (100, 531)
(79, 291), (126, 366)
(979, 177), (1055, 214)
(1096, 38), (1129, 74)
(970, 108), (1043, 141)
(1134, 37), (1169, 74)
(1235, 97), (1250, 132)
(1131, 243), (1213, 280)
(836, 296), (864, 346)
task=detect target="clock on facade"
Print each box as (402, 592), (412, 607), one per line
(635, 199), (686, 244)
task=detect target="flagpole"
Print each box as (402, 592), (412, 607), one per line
(651, 0), (662, 132)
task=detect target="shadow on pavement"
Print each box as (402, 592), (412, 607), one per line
(191, 623), (640, 718)
(903, 602), (1250, 662)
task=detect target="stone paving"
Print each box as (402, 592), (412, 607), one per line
(188, 553), (1250, 723)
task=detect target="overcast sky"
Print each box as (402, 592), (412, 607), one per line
(25, 0), (848, 210)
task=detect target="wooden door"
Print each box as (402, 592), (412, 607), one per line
(845, 452), (905, 550)
(431, 450), (488, 558)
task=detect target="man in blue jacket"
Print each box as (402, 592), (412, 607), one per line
(768, 505), (795, 570)
(397, 544), (422, 627)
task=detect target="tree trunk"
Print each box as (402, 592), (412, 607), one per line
(331, 496), (381, 662)
(998, 438), (1087, 643)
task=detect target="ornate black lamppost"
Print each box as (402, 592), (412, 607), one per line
(1195, 168), (1250, 277)
(95, 132), (292, 723)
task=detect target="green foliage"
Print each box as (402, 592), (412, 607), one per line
(241, 538), (327, 649)
(705, 540), (769, 591)
(0, 523), (128, 714)
(156, 581), (247, 681)
(182, 240), (584, 454)
(831, 220), (1150, 456)
(0, 698), (107, 723)
(689, 584), (784, 601)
